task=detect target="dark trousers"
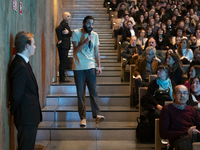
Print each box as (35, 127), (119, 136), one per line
(73, 68), (100, 120)
(135, 78), (149, 105)
(58, 47), (69, 78)
(15, 124), (38, 150)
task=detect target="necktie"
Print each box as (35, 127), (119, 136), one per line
(27, 62), (33, 71)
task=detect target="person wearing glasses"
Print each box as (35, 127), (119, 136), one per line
(159, 85), (200, 150)
(132, 46), (161, 106)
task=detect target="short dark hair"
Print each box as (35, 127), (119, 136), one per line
(157, 65), (170, 78)
(14, 31), (34, 53)
(83, 16), (95, 24)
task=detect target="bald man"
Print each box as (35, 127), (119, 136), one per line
(160, 85), (200, 149)
(56, 12), (72, 82)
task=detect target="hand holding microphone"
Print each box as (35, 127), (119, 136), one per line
(88, 32), (91, 48)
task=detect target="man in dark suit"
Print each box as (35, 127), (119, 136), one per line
(56, 12), (72, 82)
(9, 31), (42, 150)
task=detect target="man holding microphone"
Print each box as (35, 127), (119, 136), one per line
(72, 16), (105, 127)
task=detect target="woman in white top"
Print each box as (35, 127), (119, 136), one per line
(136, 29), (148, 49)
(175, 38), (193, 64)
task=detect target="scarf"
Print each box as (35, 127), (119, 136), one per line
(156, 78), (173, 100)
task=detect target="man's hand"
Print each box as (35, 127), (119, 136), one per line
(62, 28), (69, 34)
(132, 53), (138, 58)
(96, 67), (102, 75)
(84, 35), (91, 44)
(153, 56), (161, 63)
(188, 126), (200, 136)
(135, 75), (142, 81)
(156, 104), (163, 111)
(58, 40), (62, 44)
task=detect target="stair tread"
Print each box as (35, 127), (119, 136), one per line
(47, 93), (130, 97)
(38, 121), (137, 129)
(51, 81), (129, 86)
(42, 106), (137, 112)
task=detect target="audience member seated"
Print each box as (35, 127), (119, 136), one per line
(160, 22), (167, 36)
(136, 4), (146, 19)
(184, 17), (194, 39)
(175, 38), (193, 64)
(190, 36), (198, 52)
(166, 53), (183, 85)
(129, 1), (138, 11)
(155, 27), (171, 50)
(171, 37), (181, 51)
(146, 26), (154, 38)
(143, 11), (149, 24)
(164, 49), (175, 64)
(121, 20), (138, 45)
(132, 46), (161, 105)
(135, 14), (147, 30)
(148, 18), (159, 35)
(160, 85), (200, 150)
(184, 66), (200, 90)
(172, 28), (185, 46)
(121, 36), (143, 67)
(121, 14), (136, 27)
(154, 14), (161, 28)
(187, 76), (200, 108)
(110, 0), (118, 11)
(129, 7), (137, 19)
(195, 29), (200, 46)
(117, 0), (129, 11)
(190, 8), (199, 27)
(136, 29), (148, 49)
(166, 19), (175, 38)
(118, 3), (126, 18)
(173, 8), (184, 23)
(141, 65), (175, 123)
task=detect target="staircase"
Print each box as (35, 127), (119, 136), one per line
(36, 0), (154, 149)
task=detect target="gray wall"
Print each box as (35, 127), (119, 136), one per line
(0, 0), (62, 149)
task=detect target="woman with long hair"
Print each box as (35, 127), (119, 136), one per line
(155, 27), (171, 50)
(175, 38), (193, 64)
(166, 53), (183, 85)
(184, 65), (200, 90)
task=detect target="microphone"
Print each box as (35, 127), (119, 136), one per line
(89, 32), (91, 48)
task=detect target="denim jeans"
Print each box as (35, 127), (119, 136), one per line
(74, 68), (100, 120)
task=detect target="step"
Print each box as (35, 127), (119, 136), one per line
(71, 18), (109, 21)
(37, 121), (137, 141)
(66, 70), (121, 76)
(99, 39), (115, 43)
(100, 55), (117, 59)
(46, 96), (130, 106)
(64, 4), (105, 8)
(71, 24), (111, 29)
(59, 76), (121, 82)
(63, 1), (104, 5)
(69, 10), (108, 14)
(70, 20), (110, 25)
(99, 34), (112, 39)
(68, 52), (117, 57)
(100, 62), (120, 66)
(64, 7), (108, 12)
(42, 106), (138, 122)
(50, 82), (130, 94)
(99, 49), (117, 53)
(35, 140), (155, 150)
(99, 46), (115, 50)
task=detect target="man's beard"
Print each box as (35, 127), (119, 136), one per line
(83, 25), (93, 33)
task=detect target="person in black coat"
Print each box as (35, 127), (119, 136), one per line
(121, 20), (138, 44)
(155, 27), (171, 50)
(56, 12), (72, 82)
(9, 31), (42, 150)
(166, 53), (183, 85)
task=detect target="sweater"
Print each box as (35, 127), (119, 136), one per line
(159, 104), (200, 141)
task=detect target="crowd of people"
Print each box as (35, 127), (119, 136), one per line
(108, 0), (200, 148)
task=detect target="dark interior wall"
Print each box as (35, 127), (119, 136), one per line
(0, 0), (59, 149)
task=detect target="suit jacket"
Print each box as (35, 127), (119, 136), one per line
(121, 27), (139, 44)
(56, 20), (72, 49)
(132, 57), (161, 78)
(9, 55), (42, 125)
